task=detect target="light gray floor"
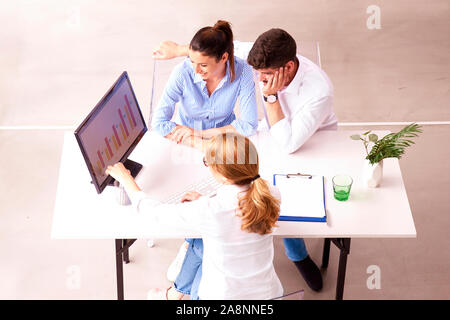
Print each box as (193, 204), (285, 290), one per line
(1, 1), (449, 299)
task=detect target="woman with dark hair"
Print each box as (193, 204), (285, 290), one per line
(151, 20), (258, 147)
(151, 20), (259, 293)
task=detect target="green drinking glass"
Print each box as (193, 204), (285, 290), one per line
(332, 175), (353, 201)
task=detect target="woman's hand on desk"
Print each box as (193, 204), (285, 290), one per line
(166, 126), (210, 152)
(181, 191), (202, 203)
(167, 125), (195, 144)
(105, 163), (141, 194)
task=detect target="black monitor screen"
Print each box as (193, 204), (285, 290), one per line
(75, 71), (147, 193)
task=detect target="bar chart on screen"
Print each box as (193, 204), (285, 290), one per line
(94, 94), (139, 176)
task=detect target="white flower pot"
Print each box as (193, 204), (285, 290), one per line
(363, 159), (383, 188)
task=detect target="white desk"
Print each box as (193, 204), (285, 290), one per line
(52, 129), (416, 299)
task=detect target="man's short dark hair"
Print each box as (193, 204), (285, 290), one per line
(247, 28), (297, 69)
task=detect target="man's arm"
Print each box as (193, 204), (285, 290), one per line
(265, 99), (285, 127)
(270, 95), (333, 154)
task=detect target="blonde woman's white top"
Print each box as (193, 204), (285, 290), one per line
(129, 184), (283, 300)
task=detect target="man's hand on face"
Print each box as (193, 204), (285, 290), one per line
(261, 66), (288, 97)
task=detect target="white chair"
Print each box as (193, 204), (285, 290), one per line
(299, 41), (322, 69)
(149, 57), (186, 127)
(147, 57), (187, 248)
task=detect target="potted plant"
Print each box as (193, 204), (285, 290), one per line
(350, 123), (422, 187)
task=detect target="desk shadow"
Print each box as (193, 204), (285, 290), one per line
(377, 175), (397, 188)
(347, 189), (374, 202)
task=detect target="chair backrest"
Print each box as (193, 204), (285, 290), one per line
(149, 57), (186, 126)
(299, 41), (322, 69)
(271, 289), (305, 300)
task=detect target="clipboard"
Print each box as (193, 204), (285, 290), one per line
(273, 173), (327, 222)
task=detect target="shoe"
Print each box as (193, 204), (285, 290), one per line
(293, 255), (323, 292)
(166, 243), (188, 282)
(147, 287), (170, 300)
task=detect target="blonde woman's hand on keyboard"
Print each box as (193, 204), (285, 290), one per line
(181, 191), (202, 203)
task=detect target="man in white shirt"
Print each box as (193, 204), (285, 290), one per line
(239, 32), (337, 154)
(243, 29), (338, 291)
(153, 28), (338, 292)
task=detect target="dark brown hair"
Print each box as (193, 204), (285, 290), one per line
(189, 20), (236, 82)
(247, 28), (297, 69)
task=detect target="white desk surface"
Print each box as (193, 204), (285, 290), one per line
(51, 130), (416, 239)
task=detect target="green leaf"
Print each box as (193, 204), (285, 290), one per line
(362, 130), (371, 135)
(366, 123), (422, 161)
(368, 134), (378, 143)
(350, 134), (361, 140)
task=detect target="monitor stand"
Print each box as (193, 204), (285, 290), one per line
(107, 158), (143, 186)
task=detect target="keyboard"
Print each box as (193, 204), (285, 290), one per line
(163, 175), (222, 204)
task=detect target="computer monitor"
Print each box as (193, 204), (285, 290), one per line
(74, 71), (147, 193)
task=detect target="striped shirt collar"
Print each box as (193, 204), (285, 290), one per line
(192, 60), (231, 92)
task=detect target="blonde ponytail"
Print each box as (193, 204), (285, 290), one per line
(238, 178), (280, 235)
(206, 133), (280, 235)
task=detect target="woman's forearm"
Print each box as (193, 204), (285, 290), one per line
(200, 125), (237, 138)
(121, 175), (141, 195)
(176, 44), (189, 57)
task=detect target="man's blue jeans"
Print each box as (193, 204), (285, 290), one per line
(173, 238), (308, 299)
(282, 238), (309, 261)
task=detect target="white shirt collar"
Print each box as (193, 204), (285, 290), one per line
(217, 183), (249, 195)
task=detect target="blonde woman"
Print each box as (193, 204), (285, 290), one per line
(106, 133), (283, 300)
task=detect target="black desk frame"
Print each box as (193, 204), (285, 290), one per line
(115, 239), (136, 300)
(321, 238), (351, 300)
(114, 237), (351, 300)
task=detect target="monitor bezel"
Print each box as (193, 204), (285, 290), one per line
(74, 71), (148, 194)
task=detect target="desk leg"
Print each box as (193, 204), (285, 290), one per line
(115, 239), (124, 300)
(320, 238), (351, 300)
(115, 239), (137, 300)
(333, 238), (351, 300)
(122, 239), (136, 263)
(321, 238), (331, 268)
